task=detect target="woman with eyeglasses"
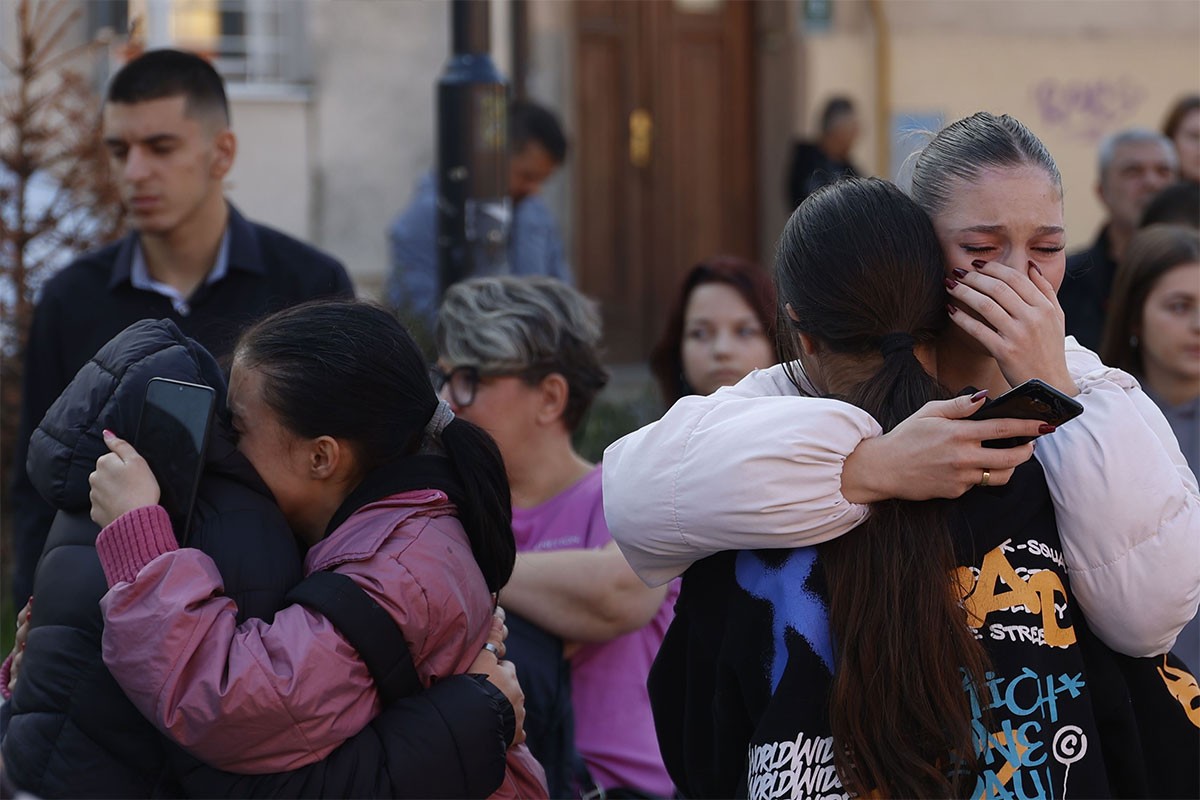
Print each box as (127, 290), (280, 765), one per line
(434, 276), (677, 799)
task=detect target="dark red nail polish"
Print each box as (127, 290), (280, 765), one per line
(970, 389), (989, 403)
(945, 277), (958, 289)
(946, 303), (958, 315)
(952, 268), (969, 279)
(971, 259), (988, 269)
(1038, 424), (1056, 434)
(1028, 260), (1044, 276)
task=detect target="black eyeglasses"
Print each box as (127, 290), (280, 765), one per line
(430, 363), (551, 408)
(430, 365), (484, 408)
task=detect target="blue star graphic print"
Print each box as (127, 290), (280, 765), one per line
(735, 548), (834, 691)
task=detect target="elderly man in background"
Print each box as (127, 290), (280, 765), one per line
(1060, 128), (1177, 350)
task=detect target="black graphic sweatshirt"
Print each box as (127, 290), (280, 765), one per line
(650, 460), (1123, 800)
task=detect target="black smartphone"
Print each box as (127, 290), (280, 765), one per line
(134, 378), (216, 545)
(967, 378), (1084, 449)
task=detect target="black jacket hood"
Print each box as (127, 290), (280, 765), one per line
(27, 318), (264, 512)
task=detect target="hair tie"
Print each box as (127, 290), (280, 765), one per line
(425, 399), (455, 438)
(879, 332), (916, 358)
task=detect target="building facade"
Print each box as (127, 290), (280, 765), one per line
(3, 0), (1198, 360)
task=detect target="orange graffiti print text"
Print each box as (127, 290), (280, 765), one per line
(955, 545), (1076, 647)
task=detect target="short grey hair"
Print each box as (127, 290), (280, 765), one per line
(437, 276), (609, 431)
(910, 112), (1062, 219)
(1097, 128), (1177, 182)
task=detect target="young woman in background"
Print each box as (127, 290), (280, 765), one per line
(649, 256), (779, 406)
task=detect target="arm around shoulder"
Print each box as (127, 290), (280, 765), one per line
(603, 369), (879, 586)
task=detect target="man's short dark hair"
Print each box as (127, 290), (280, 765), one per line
(106, 49), (230, 125)
(510, 101), (567, 163)
(1141, 181), (1200, 229)
(819, 96), (856, 133)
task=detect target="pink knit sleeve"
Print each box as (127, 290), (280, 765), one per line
(95, 505), (179, 586)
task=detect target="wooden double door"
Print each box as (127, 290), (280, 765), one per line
(573, 0), (758, 362)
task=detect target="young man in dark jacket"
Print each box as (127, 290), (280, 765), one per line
(10, 48), (354, 609)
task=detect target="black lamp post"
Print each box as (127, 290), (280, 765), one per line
(437, 0), (510, 299)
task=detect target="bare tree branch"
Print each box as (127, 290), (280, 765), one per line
(0, 0), (125, 557)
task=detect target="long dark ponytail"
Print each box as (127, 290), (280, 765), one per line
(778, 178), (990, 797)
(436, 416), (515, 593)
(236, 300), (515, 593)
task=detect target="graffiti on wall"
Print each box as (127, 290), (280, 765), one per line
(1032, 77), (1147, 142)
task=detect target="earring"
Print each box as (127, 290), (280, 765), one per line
(1129, 334), (1139, 348)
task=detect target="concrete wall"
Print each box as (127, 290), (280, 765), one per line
(307, 0), (448, 296)
(524, 0), (572, 272)
(797, 0), (1200, 250)
(224, 88), (311, 243)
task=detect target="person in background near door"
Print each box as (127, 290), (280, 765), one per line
(649, 256), (780, 408)
(435, 277), (677, 799)
(1100, 224), (1200, 669)
(387, 102), (571, 346)
(1163, 94), (1200, 184)
(1059, 128), (1177, 350)
(9, 48), (353, 612)
(786, 96), (861, 210)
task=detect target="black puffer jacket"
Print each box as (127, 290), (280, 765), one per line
(2, 319), (511, 798)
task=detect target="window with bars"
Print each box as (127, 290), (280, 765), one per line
(89, 0), (310, 87)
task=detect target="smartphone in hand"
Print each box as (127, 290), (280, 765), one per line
(134, 378), (216, 544)
(967, 378), (1084, 449)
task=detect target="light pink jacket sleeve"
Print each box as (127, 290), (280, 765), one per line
(602, 365), (880, 587)
(603, 347), (1200, 657)
(98, 506), (377, 773)
(1031, 338), (1200, 657)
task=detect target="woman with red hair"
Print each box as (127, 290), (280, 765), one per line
(649, 256), (781, 407)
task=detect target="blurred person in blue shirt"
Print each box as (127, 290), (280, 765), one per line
(387, 101), (572, 341)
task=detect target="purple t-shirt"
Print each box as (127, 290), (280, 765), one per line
(511, 466), (677, 796)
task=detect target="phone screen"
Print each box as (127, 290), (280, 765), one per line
(967, 378), (1084, 449)
(134, 378), (216, 544)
